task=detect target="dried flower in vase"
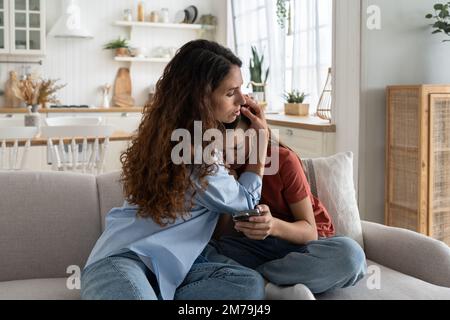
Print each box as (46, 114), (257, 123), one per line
(11, 75), (41, 107)
(38, 79), (67, 108)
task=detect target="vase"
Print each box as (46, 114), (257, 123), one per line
(24, 105), (41, 128)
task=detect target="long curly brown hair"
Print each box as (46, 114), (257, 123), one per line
(120, 40), (242, 226)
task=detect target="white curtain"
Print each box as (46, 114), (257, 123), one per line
(265, 0), (286, 112)
(291, 0), (333, 112)
(231, 0), (332, 113)
(231, 0), (285, 112)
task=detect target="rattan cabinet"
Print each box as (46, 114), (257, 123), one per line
(386, 85), (450, 246)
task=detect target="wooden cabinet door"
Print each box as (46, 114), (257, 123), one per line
(429, 93), (450, 245)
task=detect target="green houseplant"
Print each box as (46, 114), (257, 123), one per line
(283, 90), (309, 116)
(426, 2), (450, 41)
(103, 37), (130, 57)
(249, 46), (270, 106)
(276, 0), (288, 29)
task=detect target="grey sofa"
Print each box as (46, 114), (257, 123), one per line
(0, 171), (449, 300)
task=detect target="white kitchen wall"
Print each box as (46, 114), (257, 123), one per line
(0, 0), (227, 107)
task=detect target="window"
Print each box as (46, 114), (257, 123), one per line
(231, 0), (333, 113)
(231, 0), (270, 95)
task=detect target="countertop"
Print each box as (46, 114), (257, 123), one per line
(1, 107), (336, 133)
(265, 113), (336, 132)
(0, 107), (144, 114)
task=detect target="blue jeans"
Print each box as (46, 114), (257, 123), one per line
(210, 236), (367, 294)
(81, 244), (265, 300)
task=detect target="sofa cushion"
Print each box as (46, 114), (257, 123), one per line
(0, 278), (80, 300)
(0, 171), (102, 282)
(316, 260), (450, 300)
(96, 171), (124, 231)
(303, 152), (364, 248)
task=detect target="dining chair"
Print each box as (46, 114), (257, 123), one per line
(40, 125), (115, 175)
(0, 126), (38, 171)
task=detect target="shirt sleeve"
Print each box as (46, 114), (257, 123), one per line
(193, 165), (262, 215)
(280, 151), (311, 204)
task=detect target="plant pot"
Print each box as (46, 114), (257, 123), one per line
(115, 47), (129, 57)
(284, 103), (309, 116)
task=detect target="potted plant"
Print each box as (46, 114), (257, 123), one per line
(283, 90), (309, 116)
(276, 0), (288, 29)
(103, 37), (130, 57)
(249, 46), (270, 108)
(426, 2), (450, 41)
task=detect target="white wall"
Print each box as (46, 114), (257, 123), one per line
(333, 0), (361, 192)
(0, 0), (226, 107)
(359, 0), (450, 223)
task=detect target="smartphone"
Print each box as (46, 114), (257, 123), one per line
(232, 208), (261, 222)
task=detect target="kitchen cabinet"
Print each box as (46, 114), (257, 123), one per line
(269, 125), (336, 159)
(0, 0), (45, 55)
(265, 114), (336, 159)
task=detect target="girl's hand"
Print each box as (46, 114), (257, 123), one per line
(234, 205), (276, 240)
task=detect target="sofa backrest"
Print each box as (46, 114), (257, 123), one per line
(0, 171), (102, 282)
(96, 171), (124, 231)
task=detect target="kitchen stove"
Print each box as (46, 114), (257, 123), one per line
(49, 105), (91, 109)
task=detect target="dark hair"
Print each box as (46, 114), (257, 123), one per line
(121, 40), (243, 226)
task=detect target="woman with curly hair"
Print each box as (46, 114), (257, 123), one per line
(81, 40), (269, 300)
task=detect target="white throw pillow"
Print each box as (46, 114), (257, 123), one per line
(302, 152), (364, 249)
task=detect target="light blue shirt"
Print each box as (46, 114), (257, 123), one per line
(84, 165), (262, 300)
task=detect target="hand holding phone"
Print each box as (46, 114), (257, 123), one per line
(232, 208), (262, 222)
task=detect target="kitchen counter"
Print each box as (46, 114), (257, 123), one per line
(1, 108), (336, 132)
(0, 107), (144, 114)
(265, 113), (336, 132)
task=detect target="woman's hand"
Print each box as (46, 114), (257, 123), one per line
(241, 95), (269, 135)
(234, 205), (277, 240)
(241, 96), (269, 176)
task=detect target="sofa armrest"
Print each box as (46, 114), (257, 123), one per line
(361, 221), (450, 288)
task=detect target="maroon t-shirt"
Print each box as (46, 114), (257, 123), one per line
(239, 146), (335, 238)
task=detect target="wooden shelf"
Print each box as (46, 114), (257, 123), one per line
(114, 21), (216, 31)
(114, 56), (170, 63)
